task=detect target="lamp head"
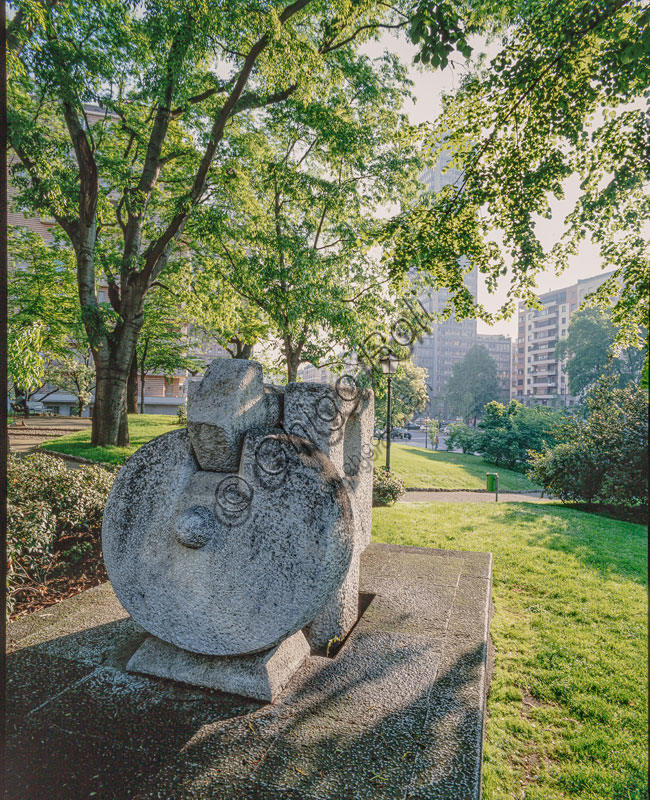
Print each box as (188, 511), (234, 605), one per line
(379, 352), (399, 376)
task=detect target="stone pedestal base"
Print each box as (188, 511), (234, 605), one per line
(126, 630), (310, 702)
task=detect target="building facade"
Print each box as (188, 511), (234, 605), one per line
(511, 270), (617, 407)
(476, 333), (512, 403)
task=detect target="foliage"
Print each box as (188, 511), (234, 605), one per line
(192, 49), (423, 382)
(528, 379), (649, 507)
(555, 307), (644, 396)
(384, 0), (649, 353)
(445, 344), (500, 422)
(422, 416), (440, 444)
(7, 0), (481, 445)
(8, 227), (86, 354)
(373, 502), (647, 800)
(372, 466), (405, 506)
(7, 453), (114, 617)
(47, 355), (95, 416)
(445, 421), (482, 454)
(373, 443), (540, 491)
(478, 400), (561, 469)
(8, 322), (45, 400)
(176, 404), (187, 425)
(373, 360), (429, 431)
(136, 278), (204, 412)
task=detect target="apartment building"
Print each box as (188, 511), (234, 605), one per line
(511, 270), (617, 407)
(476, 333), (512, 403)
(9, 103), (227, 416)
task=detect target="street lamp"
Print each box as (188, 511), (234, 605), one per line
(380, 352), (399, 471)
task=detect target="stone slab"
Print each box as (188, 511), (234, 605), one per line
(126, 631), (311, 702)
(6, 543), (493, 800)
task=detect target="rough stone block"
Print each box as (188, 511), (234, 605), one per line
(186, 359), (280, 471)
(127, 631), (310, 703)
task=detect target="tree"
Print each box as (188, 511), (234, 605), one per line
(48, 355), (95, 416)
(383, 0), (649, 362)
(445, 344), (499, 423)
(8, 324), (46, 414)
(478, 400), (561, 469)
(528, 378), (648, 507)
(8, 0), (480, 447)
(445, 422), (482, 453)
(192, 49), (422, 382)
(135, 286), (204, 414)
(555, 308), (644, 396)
(373, 360), (429, 431)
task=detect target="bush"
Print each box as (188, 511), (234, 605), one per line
(176, 404), (187, 425)
(7, 453), (115, 617)
(527, 380), (648, 507)
(477, 401), (561, 469)
(445, 423), (483, 454)
(373, 466), (405, 506)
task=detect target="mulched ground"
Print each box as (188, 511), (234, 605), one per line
(9, 529), (107, 620)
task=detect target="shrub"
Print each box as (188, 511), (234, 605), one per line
(373, 466), (405, 506)
(527, 379), (648, 507)
(7, 453), (115, 617)
(445, 422), (483, 454)
(176, 404), (187, 425)
(478, 401), (561, 469)
(527, 442), (602, 503)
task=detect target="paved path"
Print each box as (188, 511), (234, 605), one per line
(400, 490), (553, 503)
(8, 416), (91, 454)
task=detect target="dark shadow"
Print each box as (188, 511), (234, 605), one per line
(5, 603), (490, 799)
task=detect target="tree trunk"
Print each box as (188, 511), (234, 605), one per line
(140, 369), (146, 415)
(127, 354), (138, 413)
(91, 363), (130, 447)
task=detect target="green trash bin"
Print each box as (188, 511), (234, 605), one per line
(486, 473), (498, 492)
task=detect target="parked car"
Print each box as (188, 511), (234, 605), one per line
(405, 422), (420, 430)
(390, 427), (411, 440)
(26, 400), (46, 415)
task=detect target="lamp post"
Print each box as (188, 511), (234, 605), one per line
(380, 352), (399, 471)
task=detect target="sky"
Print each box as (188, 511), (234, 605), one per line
(364, 32), (606, 340)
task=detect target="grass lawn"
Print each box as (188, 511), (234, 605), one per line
(40, 414), (180, 465)
(375, 442), (541, 491)
(373, 501), (648, 800)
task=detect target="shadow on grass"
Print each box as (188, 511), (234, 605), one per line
(496, 502), (648, 587)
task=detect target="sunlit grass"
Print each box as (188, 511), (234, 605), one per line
(40, 414), (180, 465)
(372, 502), (648, 800)
(374, 442), (541, 491)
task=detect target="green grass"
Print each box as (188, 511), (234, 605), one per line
(40, 414), (180, 464)
(372, 502), (648, 800)
(375, 442), (541, 491)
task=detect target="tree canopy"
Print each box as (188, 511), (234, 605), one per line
(383, 0), (649, 357)
(555, 307), (644, 396)
(191, 48), (423, 382)
(445, 343), (499, 422)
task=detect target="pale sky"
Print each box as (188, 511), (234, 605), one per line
(365, 32), (607, 339)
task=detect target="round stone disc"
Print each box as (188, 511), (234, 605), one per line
(102, 428), (354, 656)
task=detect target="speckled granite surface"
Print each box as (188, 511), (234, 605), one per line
(6, 542), (493, 800)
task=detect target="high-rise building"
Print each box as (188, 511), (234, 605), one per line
(511, 270), (617, 407)
(476, 333), (512, 403)
(410, 157), (511, 418)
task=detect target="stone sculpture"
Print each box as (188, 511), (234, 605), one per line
(102, 358), (373, 701)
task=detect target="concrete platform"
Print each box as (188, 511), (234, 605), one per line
(5, 543), (493, 800)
